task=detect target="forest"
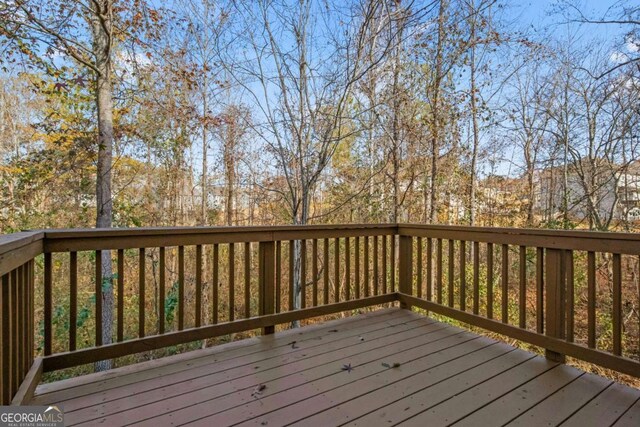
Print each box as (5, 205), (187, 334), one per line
(1, 0), (640, 385)
(0, 0), (638, 233)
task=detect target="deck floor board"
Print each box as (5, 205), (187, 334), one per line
(31, 308), (639, 427)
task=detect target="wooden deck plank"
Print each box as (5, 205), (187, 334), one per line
(396, 356), (558, 426)
(77, 327), (462, 424)
(452, 364), (583, 427)
(67, 316), (443, 425)
(328, 347), (534, 427)
(562, 383), (640, 427)
(33, 308), (404, 405)
(614, 397), (640, 427)
(507, 372), (613, 426)
(228, 341), (513, 427)
(35, 307), (401, 398)
(28, 308), (639, 427)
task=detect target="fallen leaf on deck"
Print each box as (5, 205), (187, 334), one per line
(342, 363), (353, 373)
(252, 384), (267, 398)
(382, 362), (401, 369)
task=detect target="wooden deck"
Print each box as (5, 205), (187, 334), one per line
(31, 308), (640, 427)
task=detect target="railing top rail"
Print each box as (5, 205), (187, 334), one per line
(0, 231), (44, 256)
(398, 223), (640, 254)
(398, 223), (640, 242)
(40, 223), (396, 238)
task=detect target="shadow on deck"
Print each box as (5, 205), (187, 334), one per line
(31, 308), (640, 427)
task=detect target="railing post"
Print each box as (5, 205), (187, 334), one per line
(545, 248), (566, 362)
(259, 241), (276, 335)
(398, 235), (413, 309)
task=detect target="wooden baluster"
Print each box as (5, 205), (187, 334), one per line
(345, 237), (351, 300)
(355, 237), (360, 300)
(95, 250), (103, 346)
(195, 245), (202, 327)
(44, 252), (52, 355)
(587, 251), (596, 348)
(448, 240), (454, 307)
(613, 253), (622, 356)
(501, 244), (509, 324)
(426, 238), (433, 302)
(229, 243), (235, 321)
(117, 249), (124, 341)
(399, 235), (413, 309)
(459, 241), (466, 311)
(289, 241), (294, 311)
(536, 247), (544, 333)
(70, 252), (77, 351)
(139, 248), (146, 337)
(364, 236), (370, 297)
(301, 240), (307, 309)
(275, 241), (281, 313)
(14, 268), (22, 384)
(382, 235), (387, 294)
(0, 274), (10, 405)
(487, 243), (494, 319)
(373, 236), (379, 296)
(259, 241), (275, 335)
(390, 235), (396, 292)
(335, 238), (340, 302)
(437, 239), (443, 304)
(519, 246), (526, 329)
(244, 242), (251, 318)
(212, 244), (219, 323)
(565, 250), (574, 342)
(10, 270), (18, 393)
(473, 241), (480, 314)
(545, 248), (565, 362)
(416, 237), (423, 298)
(178, 246), (185, 330)
(159, 247), (166, 333)
(312, 239), (318, 306)
(323, 238), (330, 305)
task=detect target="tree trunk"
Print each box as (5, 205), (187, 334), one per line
(91, 0), (114, 372)
(429, 0), (447, 224)
(468, 4), (479, 226)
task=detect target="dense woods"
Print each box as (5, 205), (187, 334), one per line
(1, 0), (639, 233)
(1, 0), (640, 381)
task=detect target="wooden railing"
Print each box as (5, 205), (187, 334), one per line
(1, 224), (639, 405)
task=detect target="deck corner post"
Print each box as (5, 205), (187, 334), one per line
(259, 241), (276, 335)
(544, 248), (566, 363)
(398, 235), (413, 309)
